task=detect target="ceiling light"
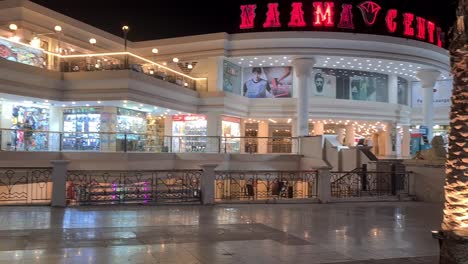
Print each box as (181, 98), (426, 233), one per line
(89, 38), (97, 44)
(283, 56), (287, 59)
(72, 102), (76, 105)
(54, 25), (62, 32)
(123, 100), (128, 103)
(9, 24), (18, 31)
(152, 48), (159, 54)
(30, 37), (41, 48)
(62, 104), (66, 107)
(97, 101), (101, 104)
(173, 58), (179, 63)
(187, 64), (193, 69)
(85, 104), (90, 107)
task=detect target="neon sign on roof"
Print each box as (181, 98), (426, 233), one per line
(239, 1), (444, 48)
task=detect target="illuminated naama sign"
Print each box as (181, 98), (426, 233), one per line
(240, 1), (444, 47)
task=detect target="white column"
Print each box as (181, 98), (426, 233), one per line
(401, 125), (411, 157)
(383, 122), (397, 157)
(416, 69), (441, 141)
(345, 125), (355, 147)
(48, 106), (62, 151)
(51, 160), (70, 207)
(258, 121), (269, 154)
(292, 58), (316, 136)
(317, 168), (331, 203)
(240, 120), (246, 153)
(314, 122), (324, 136)
(200, 164), (217, 205)
(336, 128), (345, 145)
(206, 112), (222, 153)
(388, 74), (398, 104)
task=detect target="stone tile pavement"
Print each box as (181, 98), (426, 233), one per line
(0, 202), (442, 263)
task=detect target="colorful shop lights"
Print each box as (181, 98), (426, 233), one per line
(239, 1), (444, 48)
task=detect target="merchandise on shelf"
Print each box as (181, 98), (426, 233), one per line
(62, 107), (101, 151)
(172, 115), (207, 152)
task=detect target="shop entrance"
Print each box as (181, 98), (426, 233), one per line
(244, 123), (258, 153)
(269, 124), (292, 153)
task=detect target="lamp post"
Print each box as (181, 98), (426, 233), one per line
(433, 0), (468, 262)
(122, 25), (130, 69)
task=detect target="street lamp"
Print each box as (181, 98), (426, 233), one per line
(122, 25), (130, 69)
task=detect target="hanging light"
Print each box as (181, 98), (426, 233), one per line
(30, 37), (41, 48)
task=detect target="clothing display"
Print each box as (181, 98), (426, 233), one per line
(10, 105), (49, 151)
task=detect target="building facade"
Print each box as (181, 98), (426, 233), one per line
(0, 0), (451, 158)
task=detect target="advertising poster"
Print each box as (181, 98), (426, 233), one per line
(412, 80), (452, 107)
(0, 38), (46, 68)
(242, 66), (293, 98)
(311, 69), (336, 98)
(223, 60), (242, 95)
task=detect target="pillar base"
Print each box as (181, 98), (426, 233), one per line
(432, 230), (468, 264)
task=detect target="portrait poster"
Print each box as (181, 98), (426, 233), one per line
(242, 66), (293, 98)
(311, 69), (336, 98)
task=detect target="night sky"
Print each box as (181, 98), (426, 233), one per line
(31, 0), (458, 42)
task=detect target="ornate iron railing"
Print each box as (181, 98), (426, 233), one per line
(214, 171), (318, 202)
(67, 170), (202, 205)
(0, 167), (52, 205)
(330, 170), (411, 198)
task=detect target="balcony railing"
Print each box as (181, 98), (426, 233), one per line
(0, 128), (300, 154)
(0, 36), (207, 91)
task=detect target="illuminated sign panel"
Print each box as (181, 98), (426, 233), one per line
(239, 1), (444, 48)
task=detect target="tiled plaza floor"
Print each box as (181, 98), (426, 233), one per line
(0, 202), (442, 263)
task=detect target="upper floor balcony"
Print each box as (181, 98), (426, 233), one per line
(0, 35), (207, 92)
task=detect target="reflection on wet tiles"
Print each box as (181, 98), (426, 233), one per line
(0, 202), (442, 263)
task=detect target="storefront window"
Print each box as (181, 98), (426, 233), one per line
(398, 77), (409, 105)
(269, 124), (292, 153)
(146, 115), (165, 152)
(10, 104), (49, 151)
(222, 116), (241, 152)
(116, 108), (147, 152)
(63, 108), (100, 151)
(172, 115), (207, 152)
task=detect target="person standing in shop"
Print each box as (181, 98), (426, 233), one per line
(23, 119), (34, 151)
(243, 67), (272, 98)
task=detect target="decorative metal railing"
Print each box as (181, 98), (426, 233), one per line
(330, 170), (411, 198)
(214, 171), (318, 202)
(0, 128), (300, 154)
(0, 167), (52, 205)
(66, 170), (202, 205)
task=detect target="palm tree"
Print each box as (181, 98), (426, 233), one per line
(437, 0), (468, 262)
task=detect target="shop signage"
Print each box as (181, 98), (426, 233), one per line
(239, 1), (444, 47)
(172, 115), (206, 122)
(223, 116), (241, 123)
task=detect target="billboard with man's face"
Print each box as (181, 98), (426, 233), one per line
(242, 66), (293, 98)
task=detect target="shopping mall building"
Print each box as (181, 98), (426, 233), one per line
(0, 0), (451, 161)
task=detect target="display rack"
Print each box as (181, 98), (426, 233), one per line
(146, 116), (165, 152)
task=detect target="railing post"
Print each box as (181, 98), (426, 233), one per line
(50, 160), (70, 207)
(124, 133), (127, 152)
(224, 137), (227, 153)
(199, 164), (217, 205)
(317, 168), (332, 203)
(361, 164), (368, 191)
(391, 163), (397, 195)
(218, 137), (222, 154)
(59, 132), (63, 151)
(14, 129), (17, 151)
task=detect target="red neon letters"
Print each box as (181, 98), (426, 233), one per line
(238, 2), (444, 47)
(288, 2), (306, 27)
(427, 21), (436, 43)
(313, 2), (335, 27)
(416, 17), (426, 40)
(240, 5), (256, 29)
(338, 4), (354, 29)
(403, 13), (415, 37)
(358, 1), (381, 26)
(386, 9), (398, 33)
(263, 3), (281, 28)
(437, 27), (443, 47)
